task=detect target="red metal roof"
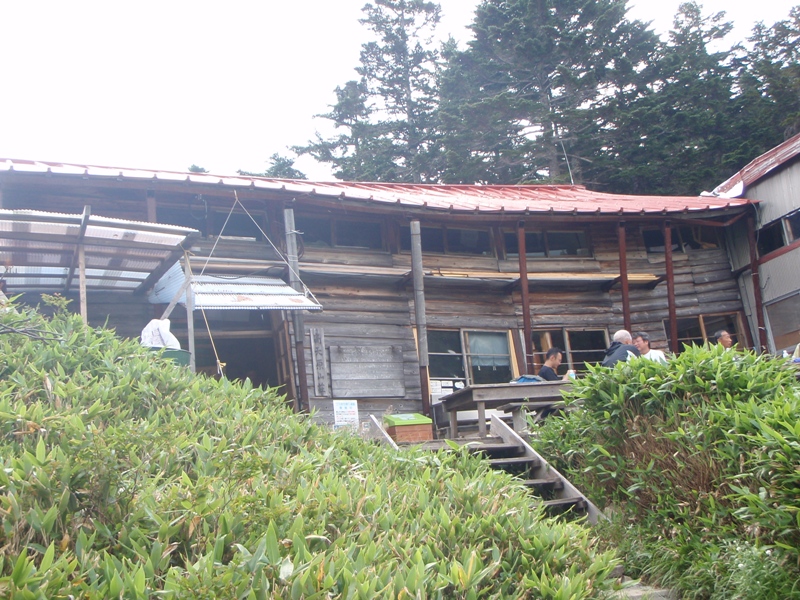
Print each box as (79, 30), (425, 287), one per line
(712, 132), (800, 197)
(1, 158), (753, 216)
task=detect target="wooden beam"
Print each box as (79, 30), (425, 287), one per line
(146, 190), (157, 222)
(284, 207), (309, 412)
(410, 220), (431, 417)
(746, 215), (768, 353)
(517, 222), (533, 374)
(184, 258), (195, 373)
(618, 221), (631, 332)
(64, 205), (92, 293)
(78, 244), (87, 324)
(133, 231), (200, 296)
(664, 221), (678, 353)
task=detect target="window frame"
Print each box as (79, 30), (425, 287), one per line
(400, 224), (495, 257)
(503, 228), (592, 259)
(295, 214), (386, 251)
(427, 328), (517, 392)
(641, 225), (720, 254)
(662, 312), (748, 350)
(530, 327), (610, 374)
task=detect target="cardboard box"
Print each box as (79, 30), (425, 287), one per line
(384, 413), (433, 443)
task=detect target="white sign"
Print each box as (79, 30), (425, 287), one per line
(333, 400), (359, 430)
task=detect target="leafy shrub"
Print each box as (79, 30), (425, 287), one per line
(0, 302), (617, 599)
(534, 345), (800, 599)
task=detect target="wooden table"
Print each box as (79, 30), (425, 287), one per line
(439, 380), (571, 437)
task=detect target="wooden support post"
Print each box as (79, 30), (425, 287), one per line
(78, 245), (87, 325)
(146, 190), (157, 223)
(618, 221), (631, 332)
(410, 220), (431, 417)
(746, 215), (768, 353)
(517, 222), (534, 373)
(664, 222), (678, 353)
(184, 258), (196, 373)
(284, 208), (309, 412)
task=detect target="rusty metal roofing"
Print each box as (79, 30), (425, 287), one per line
(148, 262), (321, 311)
(0, 158), (753, 216)
(712, 132), (800, 197)
(0, 209), (197, 293)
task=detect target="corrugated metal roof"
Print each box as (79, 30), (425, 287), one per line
(0, 209), (197, 292)
(148, 262), (321, 311)
(712, 132), (800, 197)
(0, 158), (753, 216)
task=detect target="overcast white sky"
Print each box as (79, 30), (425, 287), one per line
(0, 1), (796, 181)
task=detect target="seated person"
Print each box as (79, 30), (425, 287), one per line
(713, 329), (734, 350)
(632, 331), (667, 364)
(538, 347), (575, 381)
(601, 329), (640, 367)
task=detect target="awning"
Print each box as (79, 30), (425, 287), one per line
(0, 208), (199, 293)
(148, 262), (321, 311)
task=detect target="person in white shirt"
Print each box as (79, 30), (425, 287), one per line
(713, 330), (734, 350)
(632, 332), (667, 364)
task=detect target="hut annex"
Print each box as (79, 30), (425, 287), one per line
(0, 159), (755, 424)
(711, 132), (800, 354)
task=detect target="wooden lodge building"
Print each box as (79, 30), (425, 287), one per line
(0, 159), (759, 425)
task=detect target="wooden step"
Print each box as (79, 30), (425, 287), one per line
(488, 456), (541, 468)
(541, 496), (586, 509)
(521, 477), (563, 490)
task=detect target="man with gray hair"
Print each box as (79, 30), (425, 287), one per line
(601, 329), (641, 367)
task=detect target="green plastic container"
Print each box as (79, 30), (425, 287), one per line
(383, 413), (432, 427)
(149, 347), (191, 366)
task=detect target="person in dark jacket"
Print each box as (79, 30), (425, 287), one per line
(538, 347), (575, 381)
(601, 330), (640, 367)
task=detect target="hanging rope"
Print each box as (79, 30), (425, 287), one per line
(199, 190), (320, 306)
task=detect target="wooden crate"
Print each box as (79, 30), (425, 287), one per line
(386, 423), (433, 443)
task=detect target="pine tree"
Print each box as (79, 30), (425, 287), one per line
(437, 0), (659, 185)
(297, 0), (442, 182)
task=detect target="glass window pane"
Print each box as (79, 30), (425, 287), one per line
(504, 231), (545, 257)
(446, 228), (492, 255)
(421, 226), (445, 253)
(766, 295), (800, 352)
(469, 360), (512, 384)
(566, 329), (607, 371)
(429, 354), (466, 380)
(335, 220), (383, 249)
(466, 331), (509, 367)
(213, 211), (265, 239)
(296, 216), (332, 248)
(428, 330), (462, 354)
(786, 212), (800, 242)
(547, 231), (589, 257)
(757, 221), (785, 257)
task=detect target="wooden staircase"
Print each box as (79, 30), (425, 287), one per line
(381, 414), (602, 524)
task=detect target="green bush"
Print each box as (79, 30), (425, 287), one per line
(534, 345), (800, 599)
(0, 301), (617, 599)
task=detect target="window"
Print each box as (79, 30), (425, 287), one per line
(428, 330), (513, 395)
(504, 230), (590, 258)
(157, 200), (268, 240)
(296, 215), (384, 250)
(531, 328), (609, 374)
(757, 220), (785, 257)
(643, 226), (719, 254)
(400, 226), (493, 256)
(766, 294), (800, 353)
(663, 313), (744, 349)
(786, 211), (800, 242)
